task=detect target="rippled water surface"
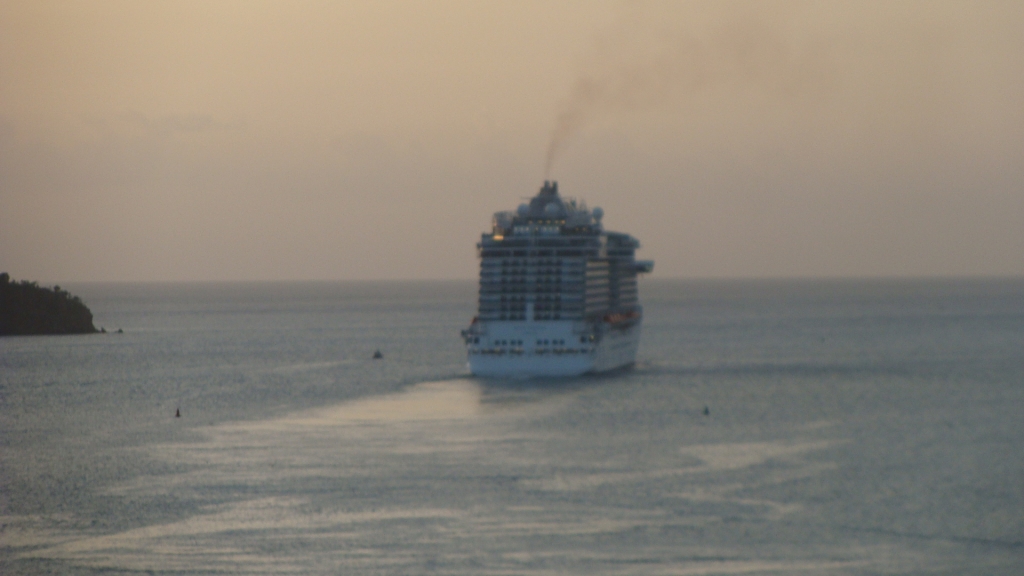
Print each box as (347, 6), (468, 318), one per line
(2, 279), (1022, 574)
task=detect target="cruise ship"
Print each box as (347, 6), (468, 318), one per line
(462, 181), (653, 377)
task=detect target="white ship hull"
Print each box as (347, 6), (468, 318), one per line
(466, 319), (641, 378)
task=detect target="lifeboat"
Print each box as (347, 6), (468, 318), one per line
(602, 310), (640, 326)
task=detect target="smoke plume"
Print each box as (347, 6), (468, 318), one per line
(544, 1), (830, 177)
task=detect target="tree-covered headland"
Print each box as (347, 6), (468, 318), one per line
(0, 272), (98, 336)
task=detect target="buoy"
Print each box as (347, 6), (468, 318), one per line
(702, 406), (710, 416)
(372, 350), (383, 359)
(175, 408), (181, 418)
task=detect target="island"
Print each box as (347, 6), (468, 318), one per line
(0, 272), (98, 336)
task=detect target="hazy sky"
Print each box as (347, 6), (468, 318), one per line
(2, 0), (1022, 282)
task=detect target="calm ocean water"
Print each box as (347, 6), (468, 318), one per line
(2, 278), (1022, 575)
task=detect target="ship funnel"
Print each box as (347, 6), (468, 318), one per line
(540, 180), (559, 197)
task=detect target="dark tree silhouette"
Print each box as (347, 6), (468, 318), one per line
(0, 272), (98, 335)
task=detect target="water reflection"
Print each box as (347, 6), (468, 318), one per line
(292, 380), (485, 424)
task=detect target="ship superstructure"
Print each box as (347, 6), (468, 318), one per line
(462, 181), (653, 377)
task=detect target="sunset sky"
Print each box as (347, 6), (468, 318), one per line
(2, 1), (1022, 282)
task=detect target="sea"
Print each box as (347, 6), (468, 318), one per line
(1, 278), (1022, 575)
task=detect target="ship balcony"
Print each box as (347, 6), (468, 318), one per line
(633, 260), (654, 273)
